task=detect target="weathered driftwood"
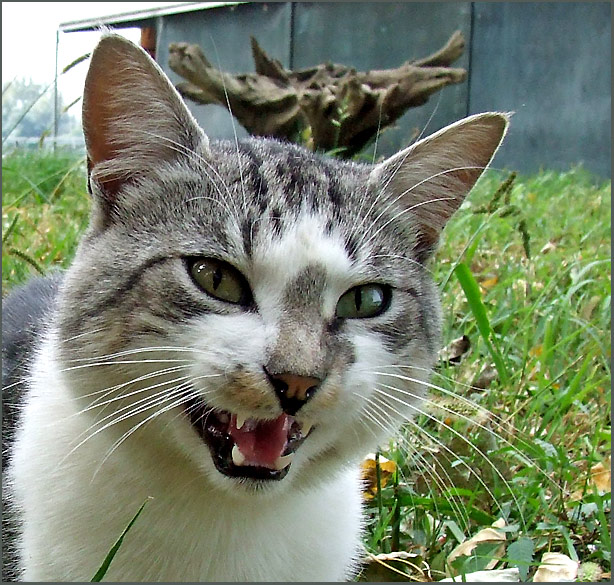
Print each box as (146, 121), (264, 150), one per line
(168, 32), (466, 156)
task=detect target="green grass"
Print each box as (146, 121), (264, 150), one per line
(2, 148), (89, 288)
(2, 149), (611, 582)
(362, 168), (611, 581)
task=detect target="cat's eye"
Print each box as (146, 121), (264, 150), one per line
(336, 284), (391, 319)
(189, 258), (251, 306)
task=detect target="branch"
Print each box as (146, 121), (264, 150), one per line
(168, 32), (467, 156)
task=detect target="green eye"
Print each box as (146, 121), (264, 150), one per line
(189, 258), (251, 305)
(336, 284), (391, 319)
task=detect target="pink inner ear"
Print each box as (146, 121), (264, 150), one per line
(82, 42), (134, 200)
(82, 43), (126, 169)
(82, 35), (208, 204)
(83, 79), (122, 198)
(82, 37), (162, 198)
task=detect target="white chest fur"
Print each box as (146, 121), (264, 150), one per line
(8, 337), (364, 582)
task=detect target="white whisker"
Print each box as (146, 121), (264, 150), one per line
(414, 90), (443, 144)
(80, 364), (191, 404)
(60, 358), (194, 374)
(65, 377), (197, 459)
(372, 370), (539, 471)
(363, 392), (472, 530)
(93, 383), (201, 478)
(80, 369), (194, 411)
(208, 34), (247, 211)
(374, 382), (527, 528)
(358, 164), (489, 252)
(66, 345), (208, 363)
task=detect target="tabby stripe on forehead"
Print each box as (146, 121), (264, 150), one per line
(239, 143), (269, 212)
(283, 265), (328, 309)
(274, 159), (304, 210)
(285, 160), (304, 198)
(241, 218), (255, 257)
(325, 171), (343, 209)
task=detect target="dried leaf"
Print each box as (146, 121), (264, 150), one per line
(447, 519), (507, 574)
(571, 457), (611, 500)
(529, 345), (543, 358)
(472, 364), (498, 389)
(580, 295), (602, 321)
(479, 276), (499, 291)
(540, 241), (557, 254)
(532, 552), (578, 582)
(438, 567), (520, 582)
(589, 458), (612, 492)
(438, 335), (471, 366)
(360, 453), (397, 499)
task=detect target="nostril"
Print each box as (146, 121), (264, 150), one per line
(269, 375), (289, 395)
(264, 368), (322, 415)
(304, 385), (318, 400)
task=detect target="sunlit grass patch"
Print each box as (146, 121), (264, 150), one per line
(2, 148), (89, 289)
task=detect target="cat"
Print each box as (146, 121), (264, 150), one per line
(1, 34), (508, 582)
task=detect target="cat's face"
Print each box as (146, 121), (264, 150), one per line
(57, 35), (507, 494)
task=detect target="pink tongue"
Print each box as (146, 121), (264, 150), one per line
(229, 414), (290, 467)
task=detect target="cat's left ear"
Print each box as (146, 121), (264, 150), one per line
(368, 112), (509, 260)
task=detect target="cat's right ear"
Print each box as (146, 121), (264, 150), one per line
(368, 113), (509, 262)
(83, 34), (210, 203)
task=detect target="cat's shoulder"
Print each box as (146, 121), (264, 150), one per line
(2, 273), (64, 447)
(2, 272), (64, 345)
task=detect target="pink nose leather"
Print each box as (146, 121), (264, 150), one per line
(271, 373), (321, 401)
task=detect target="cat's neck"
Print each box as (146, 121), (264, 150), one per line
(10, 333), (363, 581)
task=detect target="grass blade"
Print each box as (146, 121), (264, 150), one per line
(2, 80), (54, 144)
(454, 262), (509, 385)
(62, 52), (91, 74)
(91, 498), (150, 582)
(8, 247), (45, 275)
(2, 214), (19, 244)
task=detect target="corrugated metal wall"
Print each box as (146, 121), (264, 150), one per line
(156, 1), (611, 177)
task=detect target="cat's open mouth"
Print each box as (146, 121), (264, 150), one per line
(185, 398), (312, 480)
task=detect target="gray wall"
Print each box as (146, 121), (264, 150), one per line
(156, 2), (611, 177)
(291, 2), (471, 159)
(469, 2), (611, 178)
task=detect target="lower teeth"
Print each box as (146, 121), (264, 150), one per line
(230, 445), (294, 471)
(231, 445), (246, 466)
(273, 453), (294, 470)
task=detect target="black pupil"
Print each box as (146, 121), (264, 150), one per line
(213, 267), (223, 290)
(354, 287), (362, 311)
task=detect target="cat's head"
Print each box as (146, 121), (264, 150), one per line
(58, 35), (507, 494)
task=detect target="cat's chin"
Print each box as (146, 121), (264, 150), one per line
(185, 397), (313, 482)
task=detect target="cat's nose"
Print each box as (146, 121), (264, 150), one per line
(265, 370), (321, 415)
